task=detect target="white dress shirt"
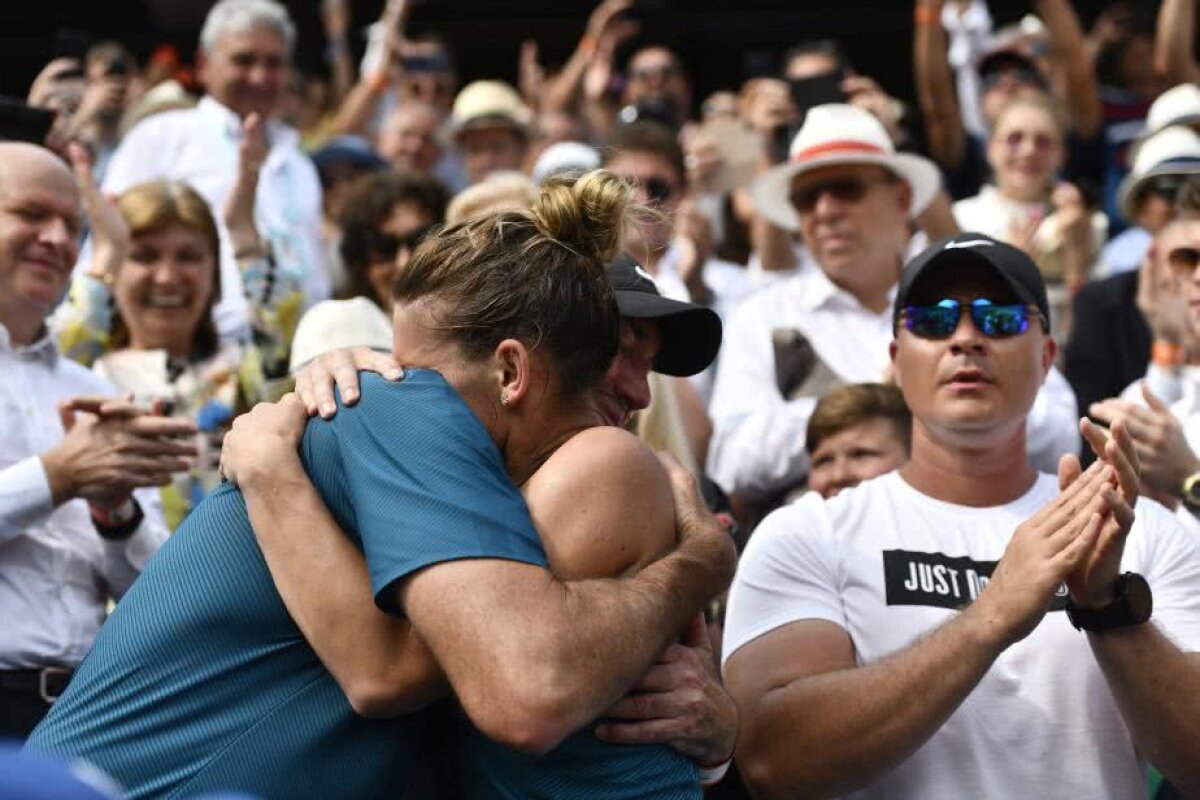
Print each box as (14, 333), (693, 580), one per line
(93, 96), (327, 339)
(0, 325), (169, 670)
(706, 266), (1081, 495)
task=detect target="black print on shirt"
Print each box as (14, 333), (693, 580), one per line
(882, 549), (1068, 612)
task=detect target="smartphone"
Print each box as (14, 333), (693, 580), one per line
(789, 70), (847, 119)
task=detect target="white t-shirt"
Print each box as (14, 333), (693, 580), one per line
(723, 471), (1200, 799)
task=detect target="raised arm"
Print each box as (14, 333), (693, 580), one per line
(1156, 0), (1200, 85)
(913, 0), (966, 170)
(725, 461), (1113, 798)
(1034, 0), (1102, 138)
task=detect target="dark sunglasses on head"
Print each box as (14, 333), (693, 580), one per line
(902, 298), (1045, 339)
(1167, 246), (1200, 277)
(366, 224), (435, 262)
(980, 65), (1043, 93)
(790, 175), (892, 213)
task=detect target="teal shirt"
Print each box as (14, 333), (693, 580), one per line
(27, 370), (547, 799)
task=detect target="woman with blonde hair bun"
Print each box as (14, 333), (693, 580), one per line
(31, 169), (730, 800)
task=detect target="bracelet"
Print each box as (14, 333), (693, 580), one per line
(579, 33), (597, 58)
(368, 70), (391, 93)
(1151, 339), (1185, 367)
(913, 5), (938, 26)
(699, 757), (732, 787)
(90, 498), (144, 541)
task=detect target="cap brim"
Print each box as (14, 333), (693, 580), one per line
(615, 290), (722, 377)
(749, 152), (941, 232)
(1118, 161), (1200, 220)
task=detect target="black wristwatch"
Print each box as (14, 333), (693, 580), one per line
(1066, 573), (1153, 633)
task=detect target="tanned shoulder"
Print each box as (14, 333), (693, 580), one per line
(523, 427), (676, 581)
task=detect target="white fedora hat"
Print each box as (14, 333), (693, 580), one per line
(749, 104), (941, 232)
(289, 297), (394, 375)
(1118, 124), (1200, 220)
(1146, 83), (1200, 136)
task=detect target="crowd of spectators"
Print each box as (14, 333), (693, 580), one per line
(3, 0), (1200, 797)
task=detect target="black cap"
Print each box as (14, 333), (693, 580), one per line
(977, 49), (1046, 89)
(894, 233), (1050, 330)
(310, 135), (388, 175)
(608, 253), (723, 377)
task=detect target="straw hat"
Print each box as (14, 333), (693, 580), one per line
(450, 80), (530, 141)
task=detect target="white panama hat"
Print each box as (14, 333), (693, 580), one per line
(749, 103), (941, 232)
(1118, 125), (1200, 221)
(289, 297), (394, 375)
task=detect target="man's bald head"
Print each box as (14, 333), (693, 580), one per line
(0, 142), (83, 345)
(378, 102), (442, 174)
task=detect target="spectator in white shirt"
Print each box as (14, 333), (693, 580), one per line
(92, 0), (327, 340)
(0, 143), (192, 738)
(708, 104), (1078, 514)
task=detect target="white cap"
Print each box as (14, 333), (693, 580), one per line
(531, 141), (601, 185)
(289, 297), (393, 374)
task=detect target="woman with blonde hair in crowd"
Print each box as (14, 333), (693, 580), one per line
(54, 119), (302, 527)
(952, 94), (1107, 333)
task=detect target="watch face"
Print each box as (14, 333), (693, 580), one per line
(1125, 573), (1153, 624)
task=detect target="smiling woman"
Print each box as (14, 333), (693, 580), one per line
(53, 178), (295, 529)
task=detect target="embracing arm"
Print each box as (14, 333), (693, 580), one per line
(1034, 0), (1102, 138)
(399, 452), (736, 754)
(225, 398), (446, 718)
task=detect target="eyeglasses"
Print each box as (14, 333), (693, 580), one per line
(790, 175), (893, 213)
(1167, 246), (1200, 277)
(1000, 130), (1059, 153)
(901, 298), (1045, 339)
(366, 224), (435, 262)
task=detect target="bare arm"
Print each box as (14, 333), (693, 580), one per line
(1090, 628), (1200, 795)
(1034, 0), (1102, 138)
(726, 461), (1112, 798)
(399, 454), (736, 754)
(1156, 0), (1200, 85)
(222, 396), (446, 718)
(322, 0), (356, 105)
(913, 0), (966, 170)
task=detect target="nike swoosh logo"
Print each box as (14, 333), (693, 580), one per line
(942, 239), (995, 250)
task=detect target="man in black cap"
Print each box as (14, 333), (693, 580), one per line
(725, 233), (1200, 798)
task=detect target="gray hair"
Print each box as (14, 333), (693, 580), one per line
(199, 0), (296, 55)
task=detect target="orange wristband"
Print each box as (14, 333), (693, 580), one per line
(1152, 340), (1185, 366)
(368, 70), (390, 93)
(579, 33), (597, 58)
(914, 5), (938, 26)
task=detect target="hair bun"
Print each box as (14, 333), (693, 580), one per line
(529, 169), (632, 265)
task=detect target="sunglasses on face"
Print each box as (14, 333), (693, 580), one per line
(630, 176), (674, 204)
(1167, 246), (1200, 277)
(1001, 130), (1058, 153)
(1144, 175), (1185, 203)
(789, 175), (892, 213)
(901, 298), (1045, 339)
(366, 224), (434, 262)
